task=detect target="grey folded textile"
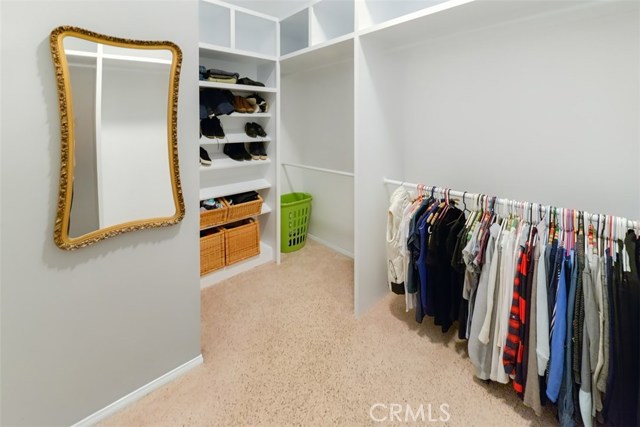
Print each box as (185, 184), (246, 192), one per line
(205, 68), (239, 79)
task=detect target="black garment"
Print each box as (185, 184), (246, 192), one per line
(424, 206), (464, 333)
(606, 233), (640, 427)
(453, 225), (470, 339)
(547, 239), (559, 323)
(602, 251), (615, 422)
(637, 235), (640, 426)
(200, 89), (235, 119)
(226, 191), (259, 205)
(415, 200), (439, 323)
(407, 198), (432, 297)
(571, 231), (586, 422)
(446, 212), (466, 330)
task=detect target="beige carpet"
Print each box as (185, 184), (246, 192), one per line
(103, 240), (556, 427)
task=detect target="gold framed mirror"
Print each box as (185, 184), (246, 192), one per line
(49, 26), (184, 250)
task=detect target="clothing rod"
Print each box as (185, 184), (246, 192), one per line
(383, 177), (639, 229)
(282, 162), (354, 177)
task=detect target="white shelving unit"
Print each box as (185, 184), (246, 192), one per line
(198, 1), (278, 288)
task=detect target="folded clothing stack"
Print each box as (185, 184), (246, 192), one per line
(237, 77), (265, 87)
(199, 67), (240, 83)
(200, 198), (225, 211)
(200, 89), (235, 118)
(226, 191), (259, 206)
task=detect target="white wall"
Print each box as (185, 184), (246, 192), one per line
(281, 59), (355, 255)
(397, 1), (639, 220)
(355, 0), (639, 315)
(0, 1), (201, 426)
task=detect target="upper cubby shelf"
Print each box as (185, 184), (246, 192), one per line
(280, 0), (355, 58)
(280, 35), (353, 75)
(281, 8), (309, 56)
(200, 0), (278, 58)
(357, 0), (613, 48)
(311, 0), (354, 45)
(357, 0), (454, 31)
(199, 80), (277, 93)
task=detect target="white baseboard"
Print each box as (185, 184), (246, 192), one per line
(70, 354), (203, 427)
(307, 234), (354, 259)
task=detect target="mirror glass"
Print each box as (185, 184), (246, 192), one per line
(50, 27), (184, 249)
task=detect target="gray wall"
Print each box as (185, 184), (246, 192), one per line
(0, 1), (201, 426)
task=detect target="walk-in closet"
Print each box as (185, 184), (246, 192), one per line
(2, 0), (639, 426)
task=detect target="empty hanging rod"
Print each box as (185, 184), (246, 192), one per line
(383, 177), (639, 229)
(282, 162), (354, 177)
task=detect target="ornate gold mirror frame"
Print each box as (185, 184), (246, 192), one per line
(50, 26), (184, 250)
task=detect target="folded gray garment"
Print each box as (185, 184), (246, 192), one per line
(207, 76), (238, 84)
(206, 68), (239, 79)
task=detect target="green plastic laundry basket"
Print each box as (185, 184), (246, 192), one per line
(281, 192), (312, 253)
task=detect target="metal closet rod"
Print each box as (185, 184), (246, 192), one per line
(383, 177), (640, 230)
(281, 162), (354, 177)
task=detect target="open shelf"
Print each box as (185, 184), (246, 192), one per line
(200, 156), (271, 172)
(281, 8), (309, 56)
(200, 242), (274, 289)
(358, 0), (603, 49)
(280, 34), (354, 75)
(200, 178), (271, 200)
(199, 42), (277, 63)
(235, 11), (278, 57)
(311, 0), (354, 45)
(199, 80), (277, 93)
(358, 0), (452, 30)
(200, 1), (231, 48)
(200, 133), (271, 144)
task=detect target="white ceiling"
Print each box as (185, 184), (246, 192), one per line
(221, 0), (317, 19)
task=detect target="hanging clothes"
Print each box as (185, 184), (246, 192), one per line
(468, 220), (500, 380)
(386, 187), (412, 295)
(385, 184), (640, 427)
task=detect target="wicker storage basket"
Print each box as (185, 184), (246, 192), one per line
(223, 219), (260, 265)
(200, 228), (225, 275)
(225, 195), (263, 222)
(200, 199), (229, 230)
